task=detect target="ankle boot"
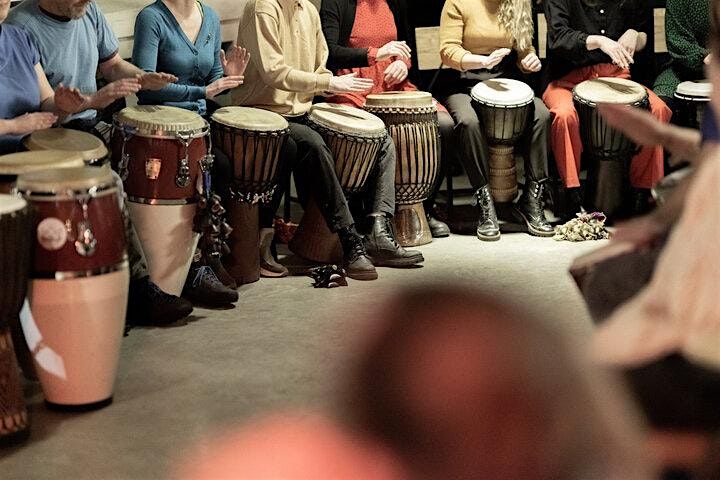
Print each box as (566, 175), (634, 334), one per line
(206, 254), (237, 289)
(516, 179), (554, 237)
(259, 227), (289, 278)
(474, 185), (500, 241)
(426, 211), (450, 238)
(364, 215), (424, 267)
(337, 225), (378, 281)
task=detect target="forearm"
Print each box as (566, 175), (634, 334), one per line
(0, 119), (17, 136)
(663, 125), (703, 164)
(460, 54), (488, 71)
(103, 59), (144, 82)
(137, 84), (207, 104)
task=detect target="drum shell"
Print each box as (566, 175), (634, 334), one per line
(23, 186), (127, 277)
(674, 93), (708, 130)
(111, 129), (205, 203)
(0, 203), (31, 329)
(211, 121), (288, 201)
(471, 100), (533, 145)
(364, 108), (440, 204)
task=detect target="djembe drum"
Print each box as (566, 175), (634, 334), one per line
(112, 106), (209, 295)
(675, 80), (711, 130)
(0, 195), (31, 443)
(211, 107), (289, 284)
(24, 128), (109, 166)
(364, 92), (439, 247)
(0, 150), (85, 193)
(16, 166), (128, 410)
(471, 78), (534, 202)
(289, 103), (387, 263)
(573, 77), (649, 218)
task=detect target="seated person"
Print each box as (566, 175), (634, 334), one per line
(233, 0), (424, 281)
(320, 0), (451, 238)
(543, 0), (672, 215)
(439, 0), (554, 241)
(654, 0), (710, 114)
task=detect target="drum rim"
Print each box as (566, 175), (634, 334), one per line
(572, 78), (647, 105)
(126, 195), (199, 205)
(113, 116), (210, 140)
(18, 181), (119, 201)
(470, 78), (534, 107)
(673, 92), (711, 102)
(211, 106), (290, 131)
(305, 117), (387, 141)
(32, 258), (129, 281)
(572, 91), (648, 108)
(0, 151), (86, 175)
(211, 119), (290, 137)
(0, 193), (27, 214)
(23, 128), (109, 161)
(309, 103), (388, 135)
(364, 91), (435, 110)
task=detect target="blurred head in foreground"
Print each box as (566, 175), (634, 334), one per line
(346, 286), (655, 480)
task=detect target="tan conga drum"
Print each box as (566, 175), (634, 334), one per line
(364, 92), (439, 247)
(470, 79), (534, 203)
(112, 106), (209, 295)
(0, 195), (32, 443)
(0, 150), (85, 193)
(211, 107), (289, 284)
(24, 128), (109, 166)
(16, 166), (128, 410)
(290, 103), (387, 263)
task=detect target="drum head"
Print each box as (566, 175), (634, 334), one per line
(573, 77), (646, 105)
(675, 80), (712, 100)
(365, 91), (434, 109)
(0, 150), (85, 175)
(17, 165), (115, 193)
(309, 103), (386, 136)
(470, 78), (534, 107)
(23, 128), (108, 161)
(116, 106), (207, 134)
(0, 194), (27, 214)
(211, 107), (289, 132)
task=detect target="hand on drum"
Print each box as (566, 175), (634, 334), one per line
(383, 60), (408, 87)
(221, 44), (251, 77)
(206, 76), (245, 99)
(5, 112), (57, 135)
(89, 78), (142, 109)
(137, 72), (178, 91)
(54, 83), (89, 114)
(328, 73), (374, 94)
(520, 53), (542, 73)
(596, 36), (634, 70)
(377, 41), (411, 61)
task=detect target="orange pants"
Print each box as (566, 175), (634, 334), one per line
(542, 64), (671, 189)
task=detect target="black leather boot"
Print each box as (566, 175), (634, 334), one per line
(516, 179), (554, 237)
(474, 185), (500, 241)
(364, 215), (425, 267)
(337, 226), (378, 281)
(426, 212), (450, 238)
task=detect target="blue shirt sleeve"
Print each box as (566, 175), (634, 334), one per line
(92, 3), (120, 62)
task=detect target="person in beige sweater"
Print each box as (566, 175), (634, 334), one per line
(437, 0), (553, 241)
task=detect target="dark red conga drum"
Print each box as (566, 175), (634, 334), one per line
(0, 195), (31, 444)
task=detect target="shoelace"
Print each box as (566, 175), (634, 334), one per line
(380, 218), (401, 248)
(191, 266), (223, 289)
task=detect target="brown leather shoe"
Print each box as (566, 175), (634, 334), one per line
(259, 228), (289, 278)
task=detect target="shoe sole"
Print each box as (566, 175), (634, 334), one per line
(369, 254), (425, 268)
(517, 210), (555, 238)
(260, 267), (289, 278)
(431, 231), (450, 238)
(477, 232), (501, 242)
(346, 270), (379, 281)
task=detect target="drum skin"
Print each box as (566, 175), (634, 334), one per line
(24, 128), (109, 166)
(0, 150), (85, 194)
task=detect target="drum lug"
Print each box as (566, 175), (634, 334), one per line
(176, 133), (192, 188)
(74, 195), (97, 257)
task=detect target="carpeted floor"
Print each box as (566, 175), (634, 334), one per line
(0, 232), (606, 479)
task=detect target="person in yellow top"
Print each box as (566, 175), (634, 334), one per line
(438, 0), (553, 241)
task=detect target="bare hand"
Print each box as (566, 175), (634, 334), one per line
(520, 52), (542, 73)
(137, 72), (178, 91)
(617, 29), (639, 58)
(383, 60), (408, 86)
(206, 76), (244, 99)
(221, 44), (251, 77)
(705, 54), (712, 65)
(90, 78), (142, 109)
(377, 41), (411, 61)
(54, 83), (89, 114)
(598, 36), (634, 70)
(8, 112), (58, 135)
(327, 73), (374, 94)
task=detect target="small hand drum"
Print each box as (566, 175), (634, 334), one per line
(0, 150), (85, 193)
(674, 80), (711, 130)
(471, 78), (534, 203)
(24, 128), (109, 166)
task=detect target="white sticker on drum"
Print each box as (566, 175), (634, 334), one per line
(37, 217), (68, 251)
(146, 158), (162, 180)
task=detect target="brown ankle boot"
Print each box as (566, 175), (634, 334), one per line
(259, 228), (289, 278)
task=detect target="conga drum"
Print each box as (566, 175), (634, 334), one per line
(24, 128), (109, 166)
(470, 78), (534, 202)
(573, 77), (649, 218)
(112, 106), (209, 295)
(289, 103), (387, 263)
(675, 80), (711, 130)
(364, 92), (439, 247)
(16, 166), (129, 410)
(0, 150), (85, 193)
(211, 107), (289, 284)
(0, 195), (31, 443)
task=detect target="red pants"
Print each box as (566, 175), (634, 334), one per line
(542, 64), (671, 189)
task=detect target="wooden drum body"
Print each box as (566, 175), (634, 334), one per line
(364, 92), (439, 247)
(674, 80), (711, 130)
(24, 128), (109, 166)
(211, 107), (289, 284)
(112, 106), (208, 295)
(0, 196), (31, 443)
(573, 77), (649, 217)
(16, 167), (129, 410)
(0, 150), (85, 194)
(471, 79), (534, 203)
(290, 103), (387, 263)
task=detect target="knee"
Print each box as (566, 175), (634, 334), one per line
(455, 112), (481, 133)
(437, 111), (455, 137)
(534, 99), (551, 126)
(550, 104), (578, 128)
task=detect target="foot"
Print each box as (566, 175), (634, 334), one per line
(516, 179), (554, 237)
(183, 265), (239, 307)
(427, 213), (450, 238)
(364, 215), (424, 267)
(259, 227), (289, 278)
(475, 186), (500, 241)
(561, 187), (584, 223)
(338, 226), (378, 281)
(127, 277), (193, 326)
(206, 255), (237, 289)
